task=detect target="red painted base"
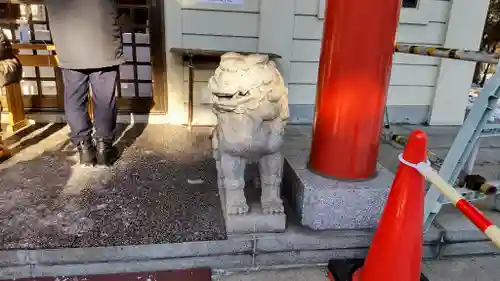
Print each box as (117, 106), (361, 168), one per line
(0, 268), (212, 281)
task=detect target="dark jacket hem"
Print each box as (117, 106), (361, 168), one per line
(58, 57), (126, 70)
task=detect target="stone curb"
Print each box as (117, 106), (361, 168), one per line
(2, 229), (497, 280)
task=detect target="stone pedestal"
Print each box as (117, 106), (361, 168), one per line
(220, 164), (286, 234)
(283, 149), (394, 230)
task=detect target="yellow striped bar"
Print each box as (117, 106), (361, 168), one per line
(395, 44), (499, 64)
(381, 131), (444, 169)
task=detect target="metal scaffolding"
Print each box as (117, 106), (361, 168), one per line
(387, 44), (500, 231)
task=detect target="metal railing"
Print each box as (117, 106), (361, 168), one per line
(399, 152), (500, 248)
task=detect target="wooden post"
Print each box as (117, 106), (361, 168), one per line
(3, 82), (29, 133)
(88, 88), (94, 120)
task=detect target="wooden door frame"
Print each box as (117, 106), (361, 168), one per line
(149, 0), (168, 113)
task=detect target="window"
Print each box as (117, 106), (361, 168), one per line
(403, 0), (418, 8)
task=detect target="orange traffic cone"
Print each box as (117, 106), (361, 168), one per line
(328, 130), (429, 281)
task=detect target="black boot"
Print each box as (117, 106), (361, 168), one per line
(95, 138), (118, 166)
(76, 139), (97, 166)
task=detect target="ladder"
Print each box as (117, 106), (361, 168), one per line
(422, 63), (500, 231)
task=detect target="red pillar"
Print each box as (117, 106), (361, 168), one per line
(309, 0), (402, 180)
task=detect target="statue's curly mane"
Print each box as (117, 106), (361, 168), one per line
(208, 52), (289, 121)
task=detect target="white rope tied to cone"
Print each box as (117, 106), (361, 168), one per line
(397, 153), (500, 248)
(398, 153), (465, 207)
(397, 153), (430, 170)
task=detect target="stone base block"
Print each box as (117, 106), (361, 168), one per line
(219, 187), (286, 234)
(283, 159), (394, 230)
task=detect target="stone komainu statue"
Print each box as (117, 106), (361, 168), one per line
(208, 52), (289, 215)
(0, 27), (22, 161)
(0, 27), (22, 88)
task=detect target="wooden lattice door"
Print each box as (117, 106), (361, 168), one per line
(116, 0), (167, 113)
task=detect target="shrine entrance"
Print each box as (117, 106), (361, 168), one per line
(0, 0), (167, 114)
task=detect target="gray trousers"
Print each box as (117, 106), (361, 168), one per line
(62, 66), (118, 144)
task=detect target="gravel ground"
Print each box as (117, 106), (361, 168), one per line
(0, 125), (227, 250)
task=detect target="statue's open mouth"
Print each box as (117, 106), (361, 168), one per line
(213, 92), (234, 99)
(213, 91), (250, 98)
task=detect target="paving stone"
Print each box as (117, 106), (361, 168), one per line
(473, 149), (500, 168)
(377, 143), (403, 173)
(480, 136), (500, 148)
(214, 256), (500, 281)
(435, 204), (500, 242)
(253, 245), (437, 267)
(254, 249), (368, 267)
(439, 241), (500, 257)
(214, 268), (329, 281)
(383, 124), (413, 135)
(402, 125), (461, 136)
(424, 256), (500, 281)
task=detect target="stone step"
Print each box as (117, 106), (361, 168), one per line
(1, 217), (497, 280)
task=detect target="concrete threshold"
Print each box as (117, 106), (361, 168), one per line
(1, 220), (498, 280)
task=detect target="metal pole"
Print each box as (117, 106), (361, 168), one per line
(309, 0), (402, 180)
(395, 44), (499, 64)
(384, 106), (390, 129)
(187, 54), (194, 130)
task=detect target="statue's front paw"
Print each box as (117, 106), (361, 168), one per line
(227, 201), (249, 215)
(261, 198), (284, 215)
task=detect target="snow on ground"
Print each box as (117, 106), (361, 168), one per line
(467, 88), (500, 122)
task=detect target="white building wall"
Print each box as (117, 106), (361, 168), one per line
(288, 0), (450, 124)
(164, 0), (488, 126)
(429, 0), (490, 125)
(165, 0), (261, 125)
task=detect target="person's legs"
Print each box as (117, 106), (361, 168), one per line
(62, 68), (96, 165)
(89, 65), (119, 166)
(63, 68), (92, 141)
